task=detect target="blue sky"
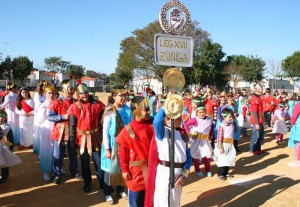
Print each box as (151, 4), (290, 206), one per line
(1, 0), (299, 75)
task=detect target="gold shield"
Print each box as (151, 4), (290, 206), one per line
(164, 93), (184, 119)
(163, 68), (185, 92)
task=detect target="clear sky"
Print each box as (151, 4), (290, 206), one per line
(1, 0), (299, 75)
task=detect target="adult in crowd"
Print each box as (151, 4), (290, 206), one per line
(249, 83), (266, 155)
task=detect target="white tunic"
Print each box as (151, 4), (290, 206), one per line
(213, 123), (236, 167)
(0, 124), (22, 167)
(237, 105), (251, 128)
(154, 127), (187, 207)
(189, 117), (213, 159)
(15, 99), (35, 147)
(33, 92), (46, 153)
(0, 92), (20, 144)
(37, 100), (54, 173)
(272, 108), (288, 134)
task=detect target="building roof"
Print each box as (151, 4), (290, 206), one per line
(81, 76), (96, 81)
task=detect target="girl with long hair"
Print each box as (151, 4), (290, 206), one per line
(15, 87), (34, 150)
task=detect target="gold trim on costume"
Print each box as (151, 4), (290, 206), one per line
(223, 138), (234, 144)
(188, 132), (209, 140)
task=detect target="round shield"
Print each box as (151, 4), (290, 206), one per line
(163, 68), (185, 92)
(164, 93), (184, 119)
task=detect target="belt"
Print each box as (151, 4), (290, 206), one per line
(223, 138), (233, 144)
(129, 160), (148, 183)
(159, 160), (184, 168)
(77, 127), (99, 155)
(77, 127), (99, 135)
(189, 132), (209, 140)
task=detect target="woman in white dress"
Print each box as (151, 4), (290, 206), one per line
(33, 80), (49, 154)
(0, 83), (20, 145)
(37, 85), (55, 181)
(15, 87), (34, 150)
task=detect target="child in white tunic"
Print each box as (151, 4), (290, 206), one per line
(272, 102), (290, 144)
(0, 110), (21, 184)
(213, 108), (236, 181)
(15, 87), (34, 149)
(184, 105), (213, 177)
(149, 108), (192, 207)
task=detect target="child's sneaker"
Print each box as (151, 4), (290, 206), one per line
(206, 172), (212, 177)
(118, 192), (128, 200)
(196, 172), (204, 177)
(226, 173), (234, 178)
(218, 175), (226, 181)
(105, 195), (114, 205)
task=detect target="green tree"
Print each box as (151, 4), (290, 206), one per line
(183, 39), (227, 88)
(282, 51), (300, 78)
(115, 20), (209, 87)
(12, 56), (33, 81)
(0, 56), (33, 82)
(86, 70), (100, 78)
(44, 56), (70, 74)
(243, 55), (266, 82)
(44, 56), (70, 86)
(66, 64), (85, 79)
(108, 73), (121, 85)
(0, 56), (13, 80)
(225, 55), (248, 92)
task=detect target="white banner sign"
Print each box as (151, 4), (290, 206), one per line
(154, 34), (194, 67)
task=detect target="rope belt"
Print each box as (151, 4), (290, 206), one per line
(77, 127), (99, 155)
(159, 160), (184, 168)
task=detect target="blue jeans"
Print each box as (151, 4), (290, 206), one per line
(250, 124), (265, 152)
(128, 189), (145, 207)
(53, 141), (79, 176)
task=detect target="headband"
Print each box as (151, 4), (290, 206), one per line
(221, 112), (231, 117)
(20, 87), (29, 91)
(0, 113), (7, 117)
(112, 89), (127, 94)
(196, 106), (206, 111)
(192, 99), (202, 103)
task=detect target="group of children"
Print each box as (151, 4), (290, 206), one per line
(1, 81), (300, 207)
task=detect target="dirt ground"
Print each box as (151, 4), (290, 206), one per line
(1, 93), (300, 207)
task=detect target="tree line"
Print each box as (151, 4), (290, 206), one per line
(110, 20), (300, 91)
(0, 55), (109, 86)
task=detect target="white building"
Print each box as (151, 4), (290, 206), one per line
(131, 69), (163, 94)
